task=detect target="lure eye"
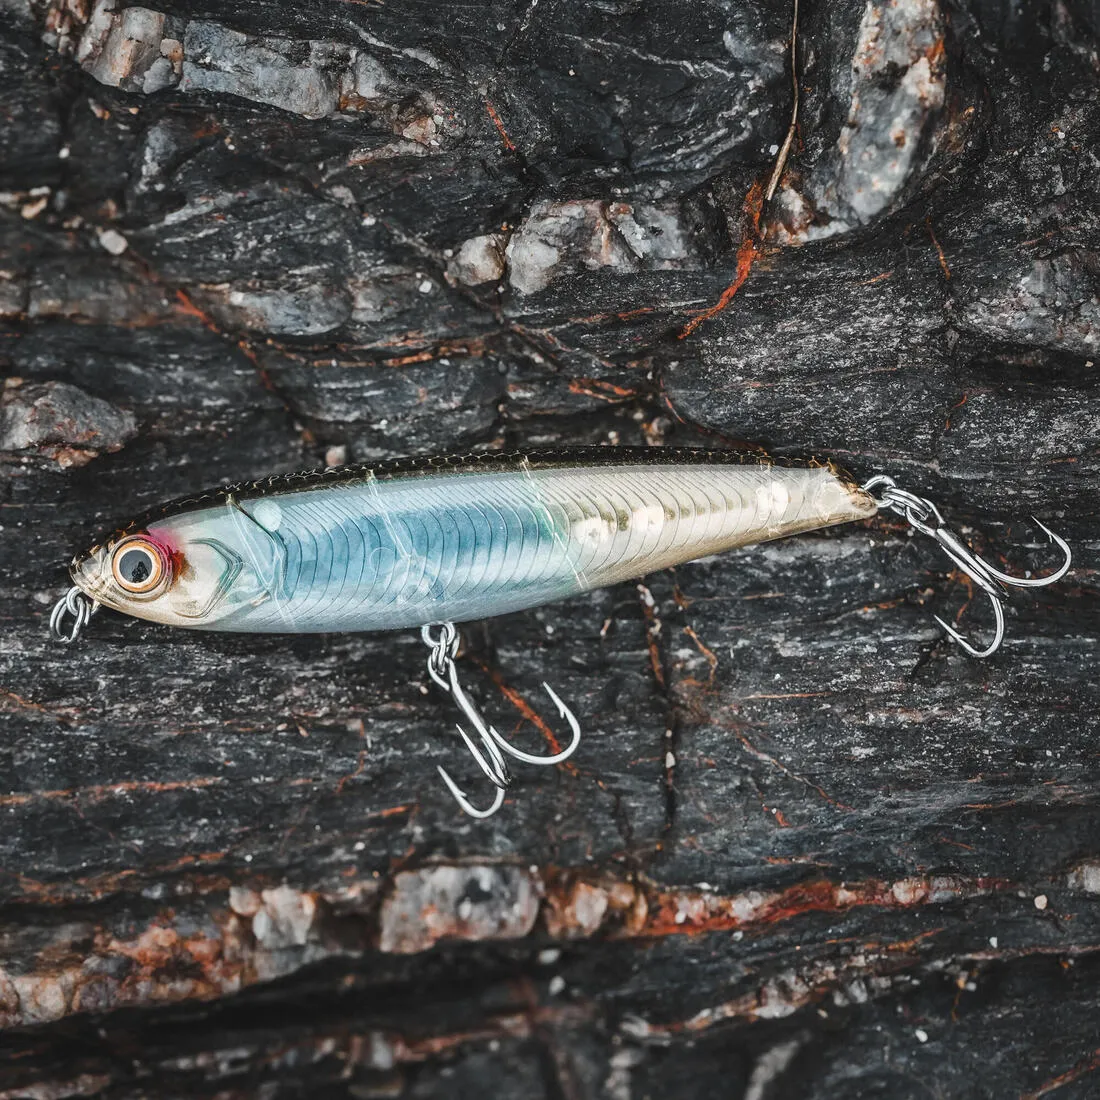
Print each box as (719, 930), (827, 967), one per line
(111, 538), (168, 594)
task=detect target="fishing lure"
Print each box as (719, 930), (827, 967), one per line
(49, 447), (1071, 818)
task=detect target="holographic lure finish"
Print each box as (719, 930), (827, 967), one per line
(67, 447), (877, 633)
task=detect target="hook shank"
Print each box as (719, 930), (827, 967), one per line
(420, 622), (583, 818)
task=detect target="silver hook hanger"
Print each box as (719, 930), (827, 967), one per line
(863, 475), (1072, 658)
(48, 586), (99, 644)
(420, 622), (582, 819)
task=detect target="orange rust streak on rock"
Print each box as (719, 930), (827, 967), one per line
(639, 875), (1012, 940)
(484, 100), (517, 151)
(0, 689), (77, 722)
(637, 587), (666, 690)
(11, 851), (237, 907)
(0, 776), (225, 807)
(938, 835), (976, 851)
(945, 391), (969, 430)
(1021, 1048), (1100, 1100)
(335, 719), (368, 796)
(474, 660), (568, 760)
(926, 216), (952, 280)
(340, 339), (487, 369)
(866, 927), (946, 954)
(369, 803), (415, 820)
(166, 279), (277, 400)
(172, 287), (221, 332)
(679, 180), (765, 340)
(567, 377), (639, 402)
(735, 731), (853, 811)
(571, 306), (657, 324)
(682, 625), (718, 683)
(740, 691), (832, 700)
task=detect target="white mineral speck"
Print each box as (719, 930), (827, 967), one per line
(97, 228), (128, 254)
(1034, 894), (1049, 910)
(915, 1028), (928, 1043)
(418, 279), (433, 293)
(549, 975), (566, 995)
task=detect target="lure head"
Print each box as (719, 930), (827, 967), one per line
(69, 499), (264, 629)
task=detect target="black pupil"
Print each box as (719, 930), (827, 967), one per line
(119, 548), (153, 585)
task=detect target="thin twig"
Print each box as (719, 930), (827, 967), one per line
(765, 0), (800, 203)
(677, 0), (800, 340)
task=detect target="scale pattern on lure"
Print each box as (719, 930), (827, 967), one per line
(50, 446), (1072, 818)
(63, 447), (874, 633)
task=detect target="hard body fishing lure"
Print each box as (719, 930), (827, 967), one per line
(50, 447), (1071, 817)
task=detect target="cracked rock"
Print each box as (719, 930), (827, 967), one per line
(181, 21), (350, 121)
(446, 233), (508, 287)
(196, 279), (353, 336)
(505, 200), (702, 296)
(0, 380), (137, 466)
(69, 0), (183, 94)
(45, 1), (459, 133)
(955, 250), (1100, 357)
(771, 0), (948, 243)
(378, 866), (541, 955)
(251, 885), (318, 949)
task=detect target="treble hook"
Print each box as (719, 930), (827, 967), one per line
(420, 622), (582, 818)
(48, 586), (99, 644)
(863, 476), (1072, 658)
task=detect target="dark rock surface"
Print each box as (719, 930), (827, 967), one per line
(0, 0), (1098, 1096)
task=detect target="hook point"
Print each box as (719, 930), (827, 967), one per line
(422, 623), (583, 820)
(436, 765), (506, 819)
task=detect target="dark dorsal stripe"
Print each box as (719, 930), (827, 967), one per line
(93, 446), (846, 551)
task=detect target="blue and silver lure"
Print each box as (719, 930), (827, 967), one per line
(50, 447), (1071, 817)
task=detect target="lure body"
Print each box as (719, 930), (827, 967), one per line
(70, 448), (877, 632)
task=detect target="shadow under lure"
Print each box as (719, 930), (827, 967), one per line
(49, 446), (1071, 818)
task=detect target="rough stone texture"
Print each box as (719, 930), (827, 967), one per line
(0, 380), (137, 467)
(0, 0), (1098, 1097)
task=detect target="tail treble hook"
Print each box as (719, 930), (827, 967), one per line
(420, 622), (582, 818)
(863, 476), (1072, 658)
